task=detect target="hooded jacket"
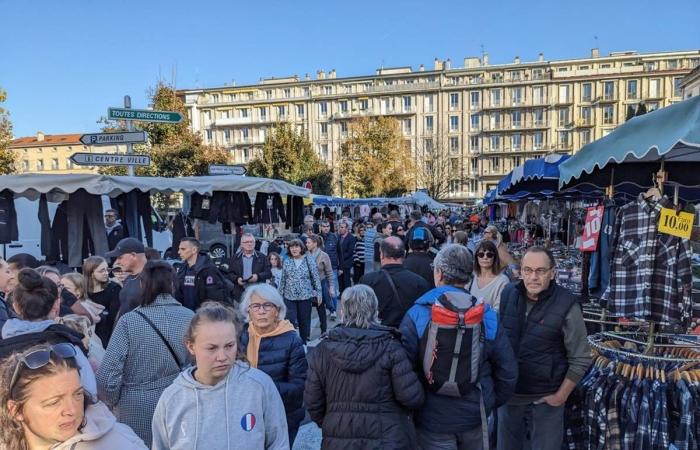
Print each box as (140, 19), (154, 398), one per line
(304, 324), (425, 450)
(151, 362), (289, 450)
(175, 253), (230, 308)
(1, 319), (97, 398)
(51, 402), (147, 449)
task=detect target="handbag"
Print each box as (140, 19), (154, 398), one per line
(134, 310), (183, 369)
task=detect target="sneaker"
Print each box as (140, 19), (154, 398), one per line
(330, 312), (337, 321)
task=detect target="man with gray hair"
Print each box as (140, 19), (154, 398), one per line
(400, 244), (517, 449)
(222, 233), (271, 301)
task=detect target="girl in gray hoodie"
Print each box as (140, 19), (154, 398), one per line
(151, 302), (289, 450)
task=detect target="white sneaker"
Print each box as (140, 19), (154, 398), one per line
(330, 312), (337, 321)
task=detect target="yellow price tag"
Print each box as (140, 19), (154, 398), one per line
(658, 207), (694, 239)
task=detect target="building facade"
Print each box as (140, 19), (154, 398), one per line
(9, 132), (126, 174)
(682, 65), (700, 99)
(178, 49), (700, 201)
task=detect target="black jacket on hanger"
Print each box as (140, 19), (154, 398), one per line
(253, 193), (286, 224)
(285, 195), (304, 228)
(0, 189), (18, 244)
(189, 193), (212, 220)
(171, 212), (194, 249)
(208, 191), (253, 225)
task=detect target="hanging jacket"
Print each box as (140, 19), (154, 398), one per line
(208, 191), (253, 225)
(253, 193), (286, 224)
(38, 193), (53, 256)
(51, 402), (147, 449)
(285, 195), (304, 229)
(188, 193), (212, 220)
(0, 189), (18, 244)
(170, 212), (194, 247)
(304, 324), (425, 450)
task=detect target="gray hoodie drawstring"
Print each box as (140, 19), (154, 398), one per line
(194, 387), (200, 450)
(225, 374), (231, 450)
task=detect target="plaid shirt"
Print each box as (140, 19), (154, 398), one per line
(604, 195), (693, 325)
(634, 380), (653, 450)
(621, 378), (642, 450)
(606, 379), (625, 450)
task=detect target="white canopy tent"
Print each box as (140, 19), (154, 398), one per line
(180, 175), (310, 197)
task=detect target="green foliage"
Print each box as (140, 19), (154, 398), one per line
(247, 122), (333, 195)
(0, 88), (17, 175)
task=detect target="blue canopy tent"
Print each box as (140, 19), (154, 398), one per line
(559, 95), (700, 200)
(497, 154), (570, 197)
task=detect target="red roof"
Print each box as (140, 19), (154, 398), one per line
(10, 133), (83, 148)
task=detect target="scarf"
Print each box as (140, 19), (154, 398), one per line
(246, 319), (296, 368)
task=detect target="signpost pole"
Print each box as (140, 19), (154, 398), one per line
(124, 95), (134, 177)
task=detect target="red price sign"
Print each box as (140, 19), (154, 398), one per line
(580, 206), (604, 252)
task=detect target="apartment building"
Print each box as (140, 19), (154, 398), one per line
(177, 49), (700, 201)
(9, 132), (126, 174)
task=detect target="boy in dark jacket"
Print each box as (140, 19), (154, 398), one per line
(399, 244), (517, 449)
(175, 238), (229, 310)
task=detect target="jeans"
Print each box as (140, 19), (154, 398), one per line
(328, 269), (340, 313)
(317, 279), (329, 333)
(284, 298), (312, 344)
(497, 403), (564, 450)
(66, 190), (109, 268)
(352, 262), (365, 284)
(417, 426), (485, 450)
(589, 203), (616, 297)
(338, 267), (352, 293)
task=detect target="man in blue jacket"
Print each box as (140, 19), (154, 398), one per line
(400, 244), (517, 450)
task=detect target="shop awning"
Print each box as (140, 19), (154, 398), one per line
(181, 175), (310, 197)
(497, 154), (570, 197)
(559, 95), (700, 190)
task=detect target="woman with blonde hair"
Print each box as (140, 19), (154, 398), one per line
(483, 225), (516, 271)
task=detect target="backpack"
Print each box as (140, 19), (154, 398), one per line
(419, 289), (485, 398)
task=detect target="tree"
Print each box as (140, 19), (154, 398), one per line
(247, 122), (333, 195)
(0, 88), (17, 175)
(415, 138), (453, 200)
(338, 117), (415, 198)
(99, 83), (230, 177)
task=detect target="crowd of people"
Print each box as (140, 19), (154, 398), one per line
(0, 206), (589, 450)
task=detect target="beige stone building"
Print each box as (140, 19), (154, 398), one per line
(9, 132), (126, 174)
(682, 65), (700, 99)
(177, 49), (700, 201)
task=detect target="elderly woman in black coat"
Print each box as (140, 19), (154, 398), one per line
(239, 283), (308, 447)
(304, 284), (425, 450)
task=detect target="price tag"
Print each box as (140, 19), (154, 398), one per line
(658, 208), (694, 239)
(580, 206), (604, 251)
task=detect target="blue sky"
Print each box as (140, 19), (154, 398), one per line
(2, 0), (699, 137)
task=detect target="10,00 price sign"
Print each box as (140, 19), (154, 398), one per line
(658, 207), (694, 239)
(580, 206), (604, 252)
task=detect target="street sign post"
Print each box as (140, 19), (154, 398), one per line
(107, 107), (183, 124)
(70, 153), (151, 167)
(79, 131), (147, 146)
(208, 164), (247, 176)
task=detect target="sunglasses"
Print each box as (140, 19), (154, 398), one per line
(9, 343), (77, 395)
(477, 251), (495, 259)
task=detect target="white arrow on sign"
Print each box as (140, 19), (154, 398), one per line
(70, 152), (151, 167)
(208, 164), (247, 176)
(79, 131), (147, 146)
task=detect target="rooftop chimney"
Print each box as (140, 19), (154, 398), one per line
(419, 64), (425, 72)
(514, 56), (521, 64)
(434, 58), (443, 70)
(317, 70), (326, 80)
(482, 53), (489, 66)
(464, 57), (481, 68)
(36, 131), (45, 142)
(445, 58), (452, 69)
(538, 53), (544, 62)
(305, 73), (311, 80)
(591, 48), (600, 58)
(329, 69), (336, 79)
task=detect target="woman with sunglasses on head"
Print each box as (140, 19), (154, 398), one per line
(0, 269), (97, 399)
(239, 284), (308, 446)
(152, 302), (289, 450)
(0, 343), (147, 449)
(469, 240), (510, 311)
(483, 225), (516, 273)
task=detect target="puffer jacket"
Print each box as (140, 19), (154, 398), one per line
(240, 325), (308, 438)
(304, 324), (425, 450)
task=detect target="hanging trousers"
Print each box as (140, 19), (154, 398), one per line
(67, 190), (108, 267)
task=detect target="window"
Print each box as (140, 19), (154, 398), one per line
(558, 85), (570, 103)
(242, 148), (250, 161)
(673, 77), (683, 97)
(359, 99), (369, 111)
(319, 102), (328, 116)
(424, 95), (434, 112)
(65, 158), (72, 169)
(471, 158), (478, 172)
(324, 86), (332, 95)
(491, 157), (500, 171)
(403, 119), (412, 134)
(36, 160), (44, 171)
(627, 80), (638, 100)
(425, 116), (434, 132)
(649, 79), (660, 98)
(603, 105), (615, 124)
(450, 159), (460, 173)
(490, 135), (501, 151)
(513, 156), (522, 167)
(449, 93), (459, 109)
(284, 88), (291, 98)
(533, 109), (545, 126)
(644, 61), (658, 71)
(580, 129), (591, 145)
(340, 121), (348, 136)
(558, 108), (570, 127)
(449, 137), (459, 153)
(241, 128), (249, 140)
(320, 123), (328, 137)
(511, 134), (522, 150)
(227, 93), (235, 102)
(581, 83), (592, 102)
(51, 158), (59, 170)
(449, 116), (459, 132)
(266, 90), (273, 99)
(277, 105), (287, 118)
(470, 114), (480, 130)
(559, 131), (570, 148)
(339, 100), (348, 112)
(533, 86), (545, 104)
(403, 96), (412, 111)
(534, 132), (544, 149)
(603, 81), (615, 100)
(304, 87), (311, 96)
(203, 110), (211, 121)
(490, 112), (501, 130)
(205, 129), (213, 141)
(449, 180), (460, 195)
(490, 89), (501, 106)
(668, 59), (679, 70)
(211, 94), (219, 103)
(532, 69), (544, 80)
(647, 101), (659, 112)
(512, 87), (522, 105)
(296, 104), (305, 117)
(510, 70), (522, 81)
(240, 108), (249, 118)
(22, 160), (29, 171)
(470, 91), (480, 109)
(511, 111), (522, 128)
(320, 144), (328, 160)
(470, 136), (480, 152)
(224, 129), (231, 142)
(581, 107), (592, 125)
(424, 138), (434, 153)
(222, 110), (230, 119)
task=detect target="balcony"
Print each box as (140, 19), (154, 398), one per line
(575, 118), (594, 127)
(364, 81), (441, 94)
(556, 97), (574, 105)
(595, 94), (617, 103)
(214, 116), (252, 126)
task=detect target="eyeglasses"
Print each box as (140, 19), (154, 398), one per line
(521, 267), (552, 276)
(241, 241), (255, 245)
(476, 251), (495, 259)
(249, 303), (277, 312)
(9, 343), (77, 395)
